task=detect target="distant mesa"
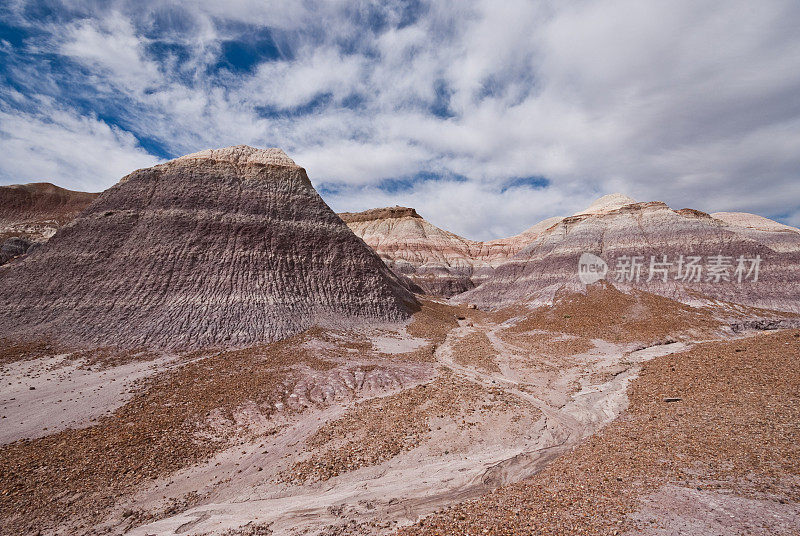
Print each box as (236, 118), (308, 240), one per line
(0, 182), (99, 243)
(344, 193), (800, 314)
(339, 206), (422, 224)
(0, 182), (100, 221)
(0, 146), (417, 349)
(457, 195), (800, 313)
(341, 205), (558, 296)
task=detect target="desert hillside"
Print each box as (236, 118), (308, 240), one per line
(341, 206), (562, 296)
(0, 182), (99, 265)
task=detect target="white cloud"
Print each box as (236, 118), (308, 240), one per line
(296, 138), (432, 185)
(0, 104), (161, 191)
(324, 179), (586, 242)
(1, 0), (799, 238)
(58, 12), (160, 89)
(246, 48), (367, 110)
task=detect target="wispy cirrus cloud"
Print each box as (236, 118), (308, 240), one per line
(1, 0), (799, 239)
(0, 104), (160, 191)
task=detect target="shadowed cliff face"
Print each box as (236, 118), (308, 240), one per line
(0, 147), (417, 349)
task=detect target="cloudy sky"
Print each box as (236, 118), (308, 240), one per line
(1, 0), (799, 239)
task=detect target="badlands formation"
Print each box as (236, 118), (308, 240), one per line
(0, 182), (99, 240)
(347, 194), (800, 313)
(0, 182), (99, 264)
(341, 206), (561, 296)
(0, 146), (415, 348)
(0, 146), (799, 536)
(458, 197), (800, 313)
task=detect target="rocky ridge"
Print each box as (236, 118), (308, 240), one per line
(458, 198), (800, 313)
(341, 207), (562, 296)
(0, 146), (416, 349)
(0, 182), (99, 244)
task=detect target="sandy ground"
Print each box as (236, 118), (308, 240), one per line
(629, 484), (800, 536)
(2, 292), (797, 536)
(401, 328), (800, 536)
(0, 353), (176, 444)
(120, 313), (691, 535)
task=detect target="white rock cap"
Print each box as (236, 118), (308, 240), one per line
(573, 193), (636, 216)
(712, 212), (800, 233)
(176, 145), (298, 167)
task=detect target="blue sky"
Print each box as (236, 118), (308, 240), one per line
(1, 0), (799, 239)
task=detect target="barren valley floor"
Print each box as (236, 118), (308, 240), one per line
(1, 292), (799, 536)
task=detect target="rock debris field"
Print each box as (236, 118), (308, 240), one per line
(2, 289), (798, 536)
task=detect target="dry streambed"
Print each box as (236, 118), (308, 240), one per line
(2, 295), (788, 536)
(122, 301), (700, 535)
(400, 329), (800, 536)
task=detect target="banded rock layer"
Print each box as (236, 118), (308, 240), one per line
(0, 182), (99, 243)
(458, 200), (800, 313)
(341, 207), (562, 296)
(0, 146), (416, 348)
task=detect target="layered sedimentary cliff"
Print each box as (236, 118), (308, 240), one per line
(341, 207), (562, 296)
(0, 182), (99, 243)
(458, 199), (800, 313)
(0, 146), (416, 348)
